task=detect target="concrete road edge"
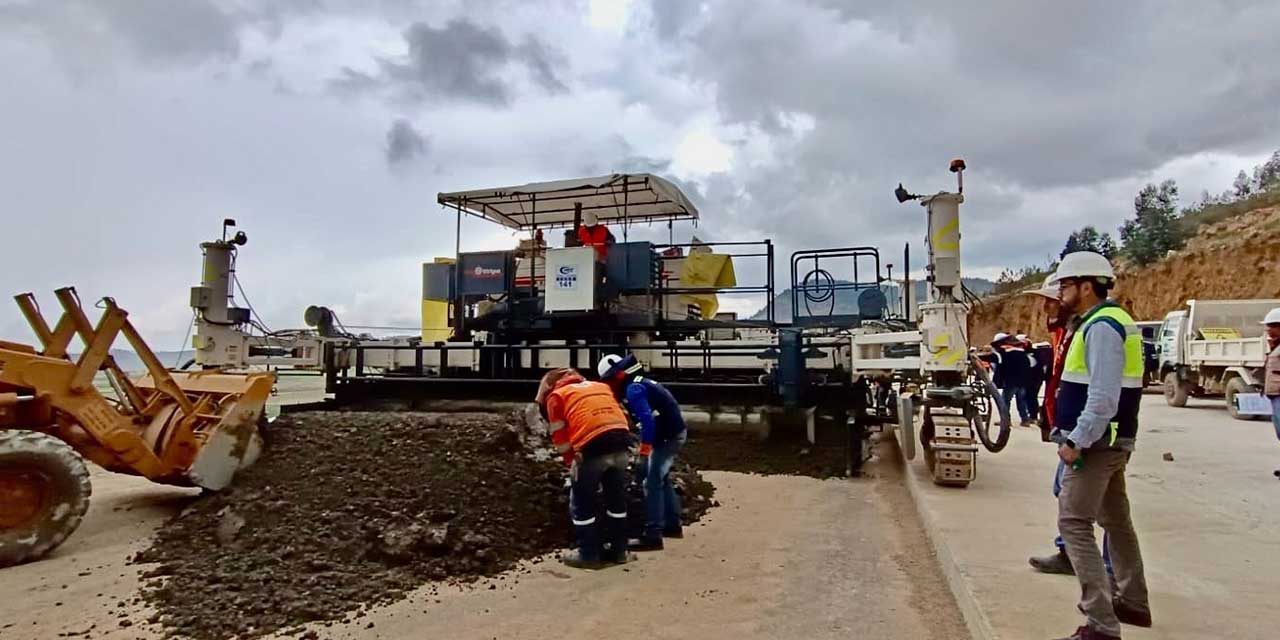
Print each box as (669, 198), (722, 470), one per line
(892, 432), (998, 640)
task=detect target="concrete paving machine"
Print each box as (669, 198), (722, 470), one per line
(192, 164), (1010, 486)
(0, 288), (272, 567)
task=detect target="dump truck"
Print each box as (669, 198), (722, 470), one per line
(1158, 298), (1280, 419)
(0, 288), (272, 566)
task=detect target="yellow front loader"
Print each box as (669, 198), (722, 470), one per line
(0, 288), (272, 567)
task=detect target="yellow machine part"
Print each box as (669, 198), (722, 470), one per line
(679, 252), (737, 320)
(0, 289), (273, 490)
(422, 257), (455, 343)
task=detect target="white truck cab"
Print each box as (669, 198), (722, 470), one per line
(1158, 299), (1280, 419)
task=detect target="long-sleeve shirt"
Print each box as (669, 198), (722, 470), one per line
(1066, 321), (1125, 450)
(624, 378), (686, 446)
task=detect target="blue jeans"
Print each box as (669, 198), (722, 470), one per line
(1003, 386), (1033, 422)
(1271, 396), (1280, 440)
(570, 450), (630, 562)
(1053, 459), (1112, 575)
(640, 430), (687, 539)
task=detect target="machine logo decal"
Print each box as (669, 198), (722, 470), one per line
(472, 266), (502, 278)
(555, 265), (577, 289)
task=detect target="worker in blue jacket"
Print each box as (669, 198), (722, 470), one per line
(597, 353), (688, 551)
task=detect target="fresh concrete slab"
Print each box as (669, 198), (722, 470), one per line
(901, 394), (1280, 639)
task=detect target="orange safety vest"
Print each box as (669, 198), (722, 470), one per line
(546, 378), (630, 463)
(1043, 325), (1068, 428)
(576, 225), (610, 261)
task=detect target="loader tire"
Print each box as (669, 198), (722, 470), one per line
(1163, 372), (1189, 408)
(0, 430), (92, 567)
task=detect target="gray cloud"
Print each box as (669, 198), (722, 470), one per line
(338, 19), (568, 106)
(386, 118), (428, 166)
(649, 0), (702, 40)
(648, 0), (1280, 274)
(0, 0), (244, 68)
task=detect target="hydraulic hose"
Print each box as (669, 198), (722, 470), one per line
(970, 354), (1012, 452)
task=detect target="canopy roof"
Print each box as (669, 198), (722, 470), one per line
(437, 173), (699, 230)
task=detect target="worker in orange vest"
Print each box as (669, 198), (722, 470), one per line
(536, 368), (633, 569)
(575, 210), (614, 261)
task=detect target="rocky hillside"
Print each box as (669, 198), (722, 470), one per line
(970, 204), (1280, 343)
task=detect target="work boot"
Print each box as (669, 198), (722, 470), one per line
(628, 536), (664, 552)
(1028, 549), (1075, 575)
(559, 551), (605, 570)
(603, 549), (636, 565)
(662, 525), (684, 539)
(1113, 598), (1152, 628)
(1052, 626), (1121, 640)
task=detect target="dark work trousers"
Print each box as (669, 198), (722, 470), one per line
(569, 450), (629, 562)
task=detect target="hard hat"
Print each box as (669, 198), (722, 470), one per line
(597, 354), (623, 378)
(1015, 333), (1028, 342)
(993, 332), (1010, 344)
(536, 368), (581, 405)
(1048, 251), (1115, 285)
(599, 353), (644, 380)
(1023, 276), (1059, 300)
(583, 211), (599, 226)
(1262, 307), (1280, 325)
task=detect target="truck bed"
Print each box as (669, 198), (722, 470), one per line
(1186, 336), (1267, 367)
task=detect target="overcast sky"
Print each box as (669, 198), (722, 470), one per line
(2, 0), (1278, 349)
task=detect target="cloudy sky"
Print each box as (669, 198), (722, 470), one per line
(2, 0), (1278, 349)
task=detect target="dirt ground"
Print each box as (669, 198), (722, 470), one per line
(0, 431), (967, 640)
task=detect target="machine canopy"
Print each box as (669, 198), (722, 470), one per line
(437, 173), (699, 230)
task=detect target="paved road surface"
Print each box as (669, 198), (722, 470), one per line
(905, 394), (1280, 639)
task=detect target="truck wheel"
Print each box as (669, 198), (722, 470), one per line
(1163, 372), (1189, 408)
(0, 430), (92, 567)
(1223, 377), (1259, 421)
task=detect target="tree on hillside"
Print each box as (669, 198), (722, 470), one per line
(1061, 226), (1118, 259)
(1232, 170), (1254, 198)
(1120, 179), (1185, 266)
(1254, 150), (1280, 192)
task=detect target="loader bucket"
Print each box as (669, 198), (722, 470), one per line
(134, 370), (274, 490)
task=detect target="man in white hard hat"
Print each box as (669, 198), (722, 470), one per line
(1048, 251), (1151, 640)
(1262, 307), (1280, 478)
(1024, 276), (1115, 578)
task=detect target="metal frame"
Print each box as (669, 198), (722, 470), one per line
(789, 247), (883, 327)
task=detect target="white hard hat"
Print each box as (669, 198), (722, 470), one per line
(1262, 307), (1280, 325)
(993, 332), (1010, 344)
(1023, 276), (1059, 300)
(596, 354), (623, 378)
(583, 210), (599, 226)
(1049, 251), (1115, 285)
(1015, 333), (1028, 342)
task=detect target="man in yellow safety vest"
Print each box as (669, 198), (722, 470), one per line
(1048, 252), (1152, 640)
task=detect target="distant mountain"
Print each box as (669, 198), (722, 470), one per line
(750, 278), (995, 322)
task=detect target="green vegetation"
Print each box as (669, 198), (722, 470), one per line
(1061, 226), (1118, 259)
(1120, 179), (1184, 266)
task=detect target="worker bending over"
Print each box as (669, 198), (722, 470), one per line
(598, 354), (688, 551)
(536, 368), (633, 569)
(1048, 251), (1151, 640)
